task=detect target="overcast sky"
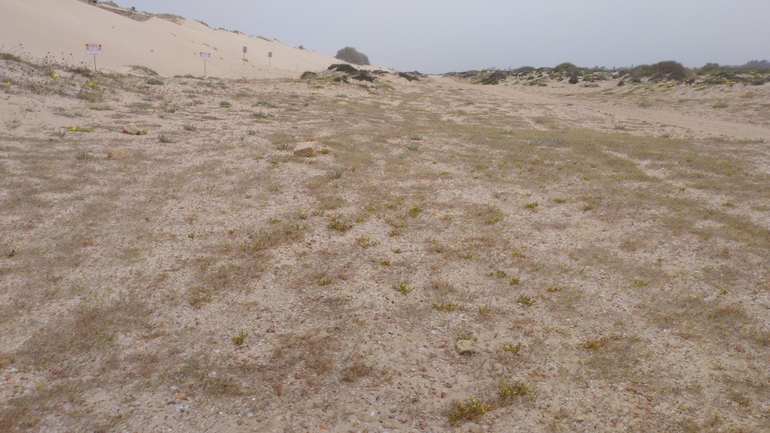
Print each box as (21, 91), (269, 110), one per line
(119, 0), (770, 73)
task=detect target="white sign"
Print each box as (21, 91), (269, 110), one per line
(200, 52), (211, 61)
(86, 43), (102, 55)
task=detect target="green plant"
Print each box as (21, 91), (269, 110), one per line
(547, 286), (563, 293)
(410, 134), (423, 141)
(394, 283), (413, 295)
(146, 77), (164, 85)
(405, 143), (419, 151)
(164, 104), (177, 113)
(448, 397), (492, 424)
(632, 279), (647, 287)
(582, 204), (594, 211)
(524, 201), (538, 209)
(584, 338), (606, 350)
(231, 331), (248, 346)
(334, 47), (370, 66)
(327, 168), (344, 179)
(355, 236), (378, 248)
(158, 134), (173, 143)
(502, 342), (522, 354)
(713, 102), (728, 109)
(327, 216), (352, 231)
(252, 111), (274, 119)
(380, 259), (391, 266)
(498, 380), (529, 399)
(268, 218), (281, 224)
(433, 302), (459, 311)
(246, 129), (256, 135)
(509, 276), (520, 285)
(478, 305), (490, 315)
(275, 142), (289, 150)
(495, 269), (507, 278)
(517, 294), (535, 306)
(388, 229), (400, 237)
(75, 151), (92, 161)
(318, 277), (332, 286)
(408, 205), (423, 217)
(219, 101), (231, 108)
(183, 124), (196, 131)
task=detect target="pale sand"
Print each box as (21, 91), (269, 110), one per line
(0, 0), (343, 78)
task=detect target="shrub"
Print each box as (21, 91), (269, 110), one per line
(335, 47), (370, 66)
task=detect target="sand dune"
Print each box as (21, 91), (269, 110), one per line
(0, 0), (342, 78)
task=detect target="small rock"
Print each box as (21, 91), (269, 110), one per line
(456, 339), (475, 355)
(175, 394), (188, 401)
(122, 123), (147, 135)
(576, 415), (585, 422)
(679, 404), (686, 411)
(236, 419), (244, 426)
(293, 142), (316, 157)
(748, 363), (758, 370)
(107, 148), (126, 159)
(736, 345), (745, 353)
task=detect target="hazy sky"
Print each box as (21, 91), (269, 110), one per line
(119, 0), (770, 73)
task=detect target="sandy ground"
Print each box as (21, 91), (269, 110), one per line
(1, 2), (770, 432)
(1, 56), (769, 432)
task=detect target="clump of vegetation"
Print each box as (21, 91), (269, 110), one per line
(502, 342), (522, 354)
(498, 379), (529, 399)
(509, 276), (521, 285)
(327, 216), (352, 232)
(318, 277), (332, 286)
(334, 47), (370, 66)
(408, 205), (423, 217)
(448, 397), (492, 424)
(517, 294), (535, 306)
(219, 100), (231, 108)
(231, 331), (248, 346)
(355, 236), (378, 248)
(433, 302), (459, 311)
(393, 283), (413, 295)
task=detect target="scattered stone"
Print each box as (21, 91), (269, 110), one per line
(175, 394), (188, 401)
(236, 419), (244, 426)
(107, 148), (126, 159)
(456, 339), (475, 355)
(293, 142), (316, 157)
(679, 404), (687, 411)
(736, 345), (745, 353)
(122, 123), (147, 135)
(576, 415), (585, 422)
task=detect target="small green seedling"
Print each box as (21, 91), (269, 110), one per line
(517, 294), (535, 306)
(509, 276), (520, 285)
(231, 331), (248, 346)
(502, 342), (522, 354)
(318, 277), (332, 286)
(394, 283), (413, 295)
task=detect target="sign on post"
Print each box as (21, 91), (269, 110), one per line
(242, 46), (247, 65)
(268, 51), (272, 67)
(200, 52), (211, 77)
(86, 43), (102, 73)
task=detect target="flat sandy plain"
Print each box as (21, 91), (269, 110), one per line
(1, 57), (770, 433)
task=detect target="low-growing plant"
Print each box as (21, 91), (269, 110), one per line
(75, 151), (92, 161)
(252, 111), (274, 118)
(183, 124), (196, 131)
(478, 305), (490, 315)
(394, 283), (413, 295)
(146, 77), (164, 85)
(448, 397), (492, 424)
(582, 204), (594, 211)
(433, 302), (459, 311)
(495, 269), (507, 278)
(405, 143), (419, 151)
(158, 134), (173, 143)
(380, 259), (391, 266)
(547, 286), (563, 292)
(318, 277), (332, 286)
(355, 236), (378, 248)
(231, 331), (248, 346)
(584, 338), (606, 350)
(502, 342), (522, 354)
(327, 216), (352, 231)
(517, 294), (535, 306)
(524, 201), (539, 209)
(498, 380), (529, 399)
(327, 168), (344, 179)
(553, 197), (567, 204)
(220, 100), (231, 108)
(509, 276), (520, 285)
(408, 205), (423, 217)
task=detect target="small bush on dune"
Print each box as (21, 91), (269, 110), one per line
(335, 47), (370, 66)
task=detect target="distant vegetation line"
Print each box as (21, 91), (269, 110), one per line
(445, 60), (770, 86)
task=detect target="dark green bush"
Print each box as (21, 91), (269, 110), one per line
(335, 47), (370, 66)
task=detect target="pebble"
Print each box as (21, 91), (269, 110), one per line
(576, 415), (585, 422)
